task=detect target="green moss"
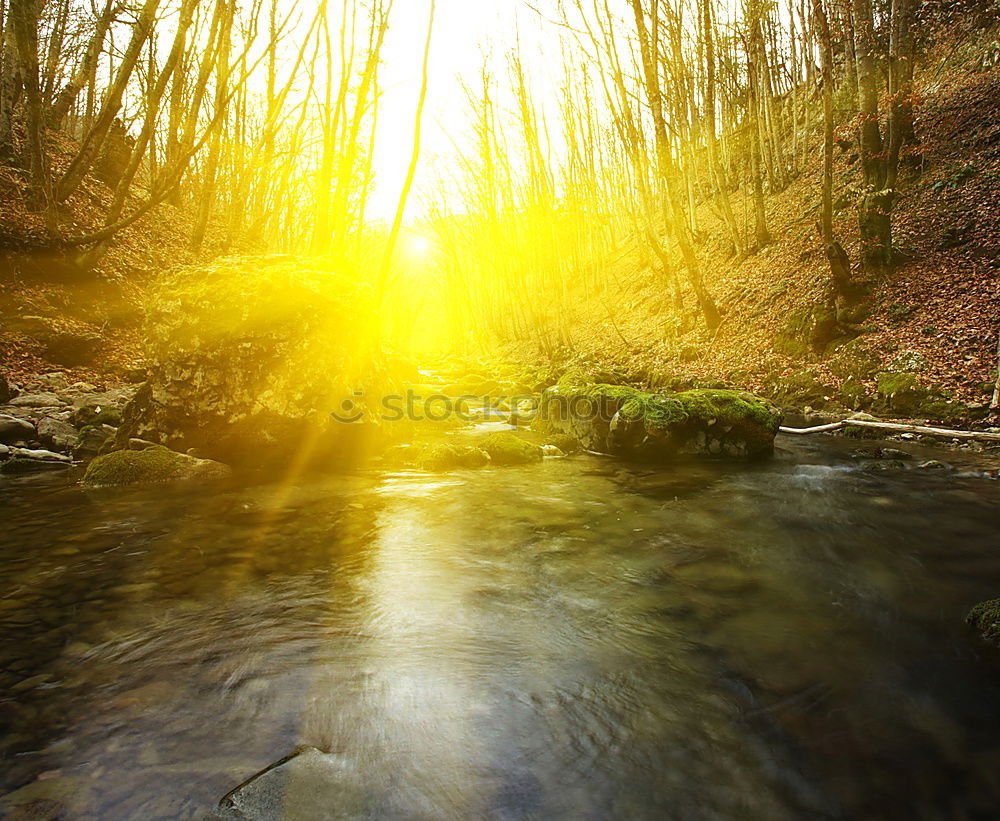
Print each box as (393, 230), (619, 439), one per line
(875, 372), (959, 419)
(838, 377), (868, 409)
(768, 369), (833, 407)
(967, 598), (1000, 647)
(71, 405), (123, 428)
(877, 371), (921, 397)
(827, 339), (881, 381)
(672, 389), (782, 432)
(414, 443), (489, 471)
(82, 446), (231, 486)
(775, 305), (840, 358)
(480, 432), (543, 466)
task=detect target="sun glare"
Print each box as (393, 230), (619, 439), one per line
(404, 234), (434, 262)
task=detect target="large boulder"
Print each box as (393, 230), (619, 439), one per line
(82, 445), (231, 486)
(117, 256), (386, 467)
(537, 377), (782, 459)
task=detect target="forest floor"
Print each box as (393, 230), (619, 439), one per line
(504, 23), (1000, 414)
(0, 128), (249, 387)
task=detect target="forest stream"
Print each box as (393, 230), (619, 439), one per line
(1, 433), (999, 819)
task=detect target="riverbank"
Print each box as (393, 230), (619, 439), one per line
(3, 352), (999, 483)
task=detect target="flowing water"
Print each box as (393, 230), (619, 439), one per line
(1, 436), (1000, 819)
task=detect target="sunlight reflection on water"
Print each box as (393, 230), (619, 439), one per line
(1, 437), (999, 818)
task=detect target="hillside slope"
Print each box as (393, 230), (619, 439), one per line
(509, 26), (1000, 419)
(0, 130), (246, 385)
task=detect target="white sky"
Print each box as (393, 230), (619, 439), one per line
(367, 0), (564, 220)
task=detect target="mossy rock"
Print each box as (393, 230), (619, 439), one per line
(838, 377), (869, 410)
(131, 257), (388, 468)
(556, 366), (628, 392)
(540, 382), (781, 459)
(874, 372), (960, 420)
(827, 339), (881, 382)
(774, 305), (840, 358)
(73, 423), (117, 459)
(413, 443), (490, 471)
(641, 388), (782, 457)
(967, 598), (1000, 647)
(82, 446), (231, 487)
(546, 433), (582, 454)
(768, 369), (833, 408)
(877, 371), (921, 396)
(480, 432), (544, 466)
(70, 404), (123, 428)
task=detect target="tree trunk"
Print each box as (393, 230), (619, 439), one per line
(992, 326), (1000, 409)
(852, 0), (892, 271)
(48, 0), (114, 131)
(80, 0), (197, 268)
(8, 0), (54, 232)
(56, 0), (159, 202)
(0, 0), (21, 159)
(191, 0), (233, 249)
(701, 0), (743, 257)
(887, 0), (917, 185)
(629, 0), (720, 330)
(377, 0), (435, 302)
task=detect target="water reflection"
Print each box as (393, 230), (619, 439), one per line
(0, 440), (999, 818)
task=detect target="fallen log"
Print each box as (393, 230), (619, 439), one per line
(779, 419), (1000, 442)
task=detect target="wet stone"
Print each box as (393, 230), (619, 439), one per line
(6, 394), (66, 409)
(35, 418), (78, 453)
(0, 414), (35, 444)
(863, 460), (908, 473)
(218, 747), (374, 820)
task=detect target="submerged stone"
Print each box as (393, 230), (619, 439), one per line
(967, 598), (1000, 648)
(1, 456), (72, 475)
(218, 747), (373, 820)
(0, 775), (95, 819)
(82, 445), (231, 487)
